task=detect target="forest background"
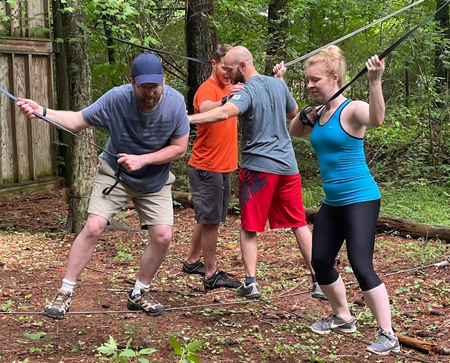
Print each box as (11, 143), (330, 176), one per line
(2, 0), (450, 226)
(1, 1), (450, 363)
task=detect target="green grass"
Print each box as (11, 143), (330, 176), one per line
(379, 182), (450, 225)
(301, 181), (450, 225)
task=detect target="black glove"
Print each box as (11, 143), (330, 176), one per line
(300, 106), (314, 127)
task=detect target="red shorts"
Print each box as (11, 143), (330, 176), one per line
(239, 168), (307, 232)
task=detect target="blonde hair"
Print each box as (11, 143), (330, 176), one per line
(305, 45), (346, 87)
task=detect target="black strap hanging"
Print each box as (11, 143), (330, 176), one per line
(102, 166), (123, 195)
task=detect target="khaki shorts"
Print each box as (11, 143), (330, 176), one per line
(88, 157), (175, 228)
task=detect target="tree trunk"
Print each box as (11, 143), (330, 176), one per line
(53, 0), (97, 233)
(265, 0), (288, 75)
(185, 0), (217, 115)
(434, 0), (450, 91)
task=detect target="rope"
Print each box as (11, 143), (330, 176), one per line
(1, 256), (447, 316)
(0, 86), (118, 159)
(1, 258), (447, 361)
(284, 0), (425, 68)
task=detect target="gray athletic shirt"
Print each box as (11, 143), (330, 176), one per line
(82, 84), (189, 193)
(228, 75), (299, 175)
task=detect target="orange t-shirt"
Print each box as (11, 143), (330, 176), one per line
(188, 78), (238, 172)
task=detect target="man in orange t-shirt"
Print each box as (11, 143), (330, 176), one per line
(182, 44), (243, 290)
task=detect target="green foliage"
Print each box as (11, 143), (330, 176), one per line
(169, 334), (203, 363)
(95, 335), (157, 363)
(380, 182), (450, 225)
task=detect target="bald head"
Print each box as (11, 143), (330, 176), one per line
(226, 46), (254, 65)
(224, 46), (258, 84)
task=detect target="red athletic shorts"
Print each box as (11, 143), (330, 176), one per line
(238, 168), (307, 232)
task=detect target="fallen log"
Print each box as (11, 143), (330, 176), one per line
(376, 216), (450, 241)
(304, 208), (450, 241)
(124, 191), (450, 241)
(396, 333), (450, 355)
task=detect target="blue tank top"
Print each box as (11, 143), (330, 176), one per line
(309, 99), (380, 206)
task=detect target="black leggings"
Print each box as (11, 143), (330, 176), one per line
(312, 199), (382, 291)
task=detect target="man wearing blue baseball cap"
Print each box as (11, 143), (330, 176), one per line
(17, 53), (190, 319)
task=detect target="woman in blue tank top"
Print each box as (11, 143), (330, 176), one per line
(289, 45), (400, 356)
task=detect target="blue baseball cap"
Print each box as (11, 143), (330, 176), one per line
(131, 53), (163, 85)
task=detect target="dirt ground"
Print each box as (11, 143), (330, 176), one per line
(0, 189), (449, 363)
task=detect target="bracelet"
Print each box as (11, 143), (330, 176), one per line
(42, 106), (47, 117)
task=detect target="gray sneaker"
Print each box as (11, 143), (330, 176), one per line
(311, 314), (357, 334)
(366, 328), (401, 355)
(311, 282), (327, 300)
(43, 290), (72, 320)
(127, 289), (165, 316)
(236, 282), (260, 299)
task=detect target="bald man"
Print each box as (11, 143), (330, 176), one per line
(188, 46), (325, 300)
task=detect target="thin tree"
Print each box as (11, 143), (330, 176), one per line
(435, 0), (450, 90)
(53, 0), (97, 233)
(185, 0), (217, 115)
(265, 0), (288, 75)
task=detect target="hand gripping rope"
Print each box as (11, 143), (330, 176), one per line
(300, 0), (450, 125)
(0, 87), (121, 195)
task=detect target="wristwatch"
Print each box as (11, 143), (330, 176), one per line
(221, 96), (228, 105)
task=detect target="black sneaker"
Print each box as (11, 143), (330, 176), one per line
(203, 270), (241, 290)
(43, 290), (72, 320)
(127, 288), (165, 316)
(182, 260), (205, 276)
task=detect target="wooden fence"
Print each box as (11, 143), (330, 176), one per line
(0, 0), (56, 196)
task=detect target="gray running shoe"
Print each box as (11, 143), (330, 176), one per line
(311, 282), (327, 300)
(203, 270), (241, 290)
(366, 328), (401, 355)
(43, 290), (72, 320)
(311, 314), (357, 334)
(236, 282), (260, 299)
(127, 288), (165, 316)
(182, 260), (205, 276)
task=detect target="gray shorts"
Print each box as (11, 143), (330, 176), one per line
(188, 165), (231, 224)
(88, 157), (175, 228)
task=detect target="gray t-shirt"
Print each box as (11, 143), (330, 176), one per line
(82, 84), (189, 193)
(228, 75), (298, 175)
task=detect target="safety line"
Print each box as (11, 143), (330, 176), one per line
(1, 286), (441, 362)
(284, 0), (425, 67)
(0, 86), (118, 159)
(1, 256), (447, 316)
(0, 264), (447, 361)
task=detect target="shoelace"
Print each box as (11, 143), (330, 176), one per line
(140, 291), (160, 307)
(375, 332), (392, 345)
(53, 293), (70, 306)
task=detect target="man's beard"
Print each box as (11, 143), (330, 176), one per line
(137, 93), (162, 111)
(232, 68), (245, 84)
